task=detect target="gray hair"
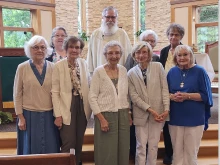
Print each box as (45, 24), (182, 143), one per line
(131, 41), (153, 63)
(166, 23), (185, 38)
(173, 45), (195, 65)
(139, 30), (158, 44)
(50, 26), (67, 48)
(103, 40), (123, 57)
(102, 6), (118, 17)
(24, 35), (52, 59)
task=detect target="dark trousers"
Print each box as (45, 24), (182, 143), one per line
(163, 121), (173, 157)
(60, 95), (87, 165)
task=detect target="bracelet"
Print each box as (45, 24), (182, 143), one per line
(188, 93), (191, 100)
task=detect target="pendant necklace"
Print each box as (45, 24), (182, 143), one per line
(180, 69), (190, 88)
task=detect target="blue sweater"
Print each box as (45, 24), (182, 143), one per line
(167, 65), (213, 130)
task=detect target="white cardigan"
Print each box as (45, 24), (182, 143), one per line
(52, 58), (92, 125)
(128, 62), (170, 126)
(89, 65), (130, 115)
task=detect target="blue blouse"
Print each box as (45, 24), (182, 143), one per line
(167, 65), (213, 130)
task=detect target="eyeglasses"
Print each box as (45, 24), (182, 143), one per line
(169, 33), (181, 37)
(31, 46), (47, 51)
(144, 40), (155, 44)
(107, 52), (121, 56)
(68, 45), (80, 50)
(135, 51), (148, 55)
(53, 34), (67, 38)
(105, 16), (117, 20)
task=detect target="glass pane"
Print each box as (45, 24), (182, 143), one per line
(198, 5), (218, 23)
(4, 31), (32, 47)
(140, 0), (146, 31)
(2, 8), (31, 27)
(197, 26), (218, 53)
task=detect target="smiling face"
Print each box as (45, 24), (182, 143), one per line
(66, 41), (81, 60)
(30, 40), (47, 61)
(176, 48), (192, 68)
(105, 45), (121, 66)
(134, 46), (150, 65)
(52, 29), (67, 49)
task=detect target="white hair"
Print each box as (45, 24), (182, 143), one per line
(24, 35), (52, 58)
(102, 6), (118, 17)
(139, 30), (158, 44)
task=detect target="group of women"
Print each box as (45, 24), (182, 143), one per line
(13, 23), (213, 165)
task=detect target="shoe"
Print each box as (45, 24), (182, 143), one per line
(78, 161), (82, 165)
(163, 155), (172, 165)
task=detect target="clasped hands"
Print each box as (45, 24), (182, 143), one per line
(170, 91), (188, 102)
(147, 108), (169, 123)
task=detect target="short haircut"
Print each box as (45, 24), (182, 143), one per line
(103, 40), (123, 57)
(139, 30), (158, 44)
(50, 26), (67, 48)
(62, 36), (84, 52)
(131, 41), (153, 64)
(173, 45), (195, 65)
(24, 35), (52, 59)
(166, 23), (185, 38)
(102, 6), (118, 17)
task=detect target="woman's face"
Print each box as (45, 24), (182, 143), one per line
(66, 41), (81, 60)
(142, 34), (156, 49)
(168, 28), (182, 47)
(30, 40), (47, 61)
(52, 29), (66, 49)
(176, 48), (191, 68)
(134, 46), (150, 64)
(106, 46), (121, 66)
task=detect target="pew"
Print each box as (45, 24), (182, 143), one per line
(0, 153), (76, 165)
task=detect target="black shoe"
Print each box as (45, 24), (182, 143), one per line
(78, 161), (82, 165)
(163, 155), (172, 165)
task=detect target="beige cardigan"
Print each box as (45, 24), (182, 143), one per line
(128, 62), (170, 126)
(52, 58), (92, 125)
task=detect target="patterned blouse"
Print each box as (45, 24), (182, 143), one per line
(68, 61), (82, 98)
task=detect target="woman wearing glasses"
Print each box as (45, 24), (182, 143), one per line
(89, 41), (131, 165)
(47, 26), (67, 63)
(14, 35), (60, 155)
(128, 41), (170, 165)
(52, 36), (91, 165)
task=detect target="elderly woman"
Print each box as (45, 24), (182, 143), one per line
(128, 41), (170, 165)
(125, 29), (159, 71)
(13, 35), (60, 154)
(167, 45), (212, 165)
(52, 36), (91, 165)
(159, 23), (185, 164)
(47, 26), (67, 63)
(89, 40), (131, 165)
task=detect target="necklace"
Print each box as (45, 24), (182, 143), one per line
(108, 65), (118, 80)
(180, 69), (190, 88)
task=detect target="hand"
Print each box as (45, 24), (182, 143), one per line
(158, 110), (169, 122)
(174, 92), (187, 102)
(99, 118), (109, 132)
(18, 115), (26, 131)
(54, 116), (63, 130)
(148, 108), (160, 122)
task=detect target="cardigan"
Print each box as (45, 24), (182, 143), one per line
(128, 62), (170, 126)
(13, 60), (54, 115)
(51, 58), (92, 125)
(88, 64), (130, 115)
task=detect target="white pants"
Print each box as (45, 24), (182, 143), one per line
(169, 125), (204, 165)
(135, 120), (164, 165)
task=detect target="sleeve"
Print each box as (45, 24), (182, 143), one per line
(88, 69), (102, 115)
(13, 64), (23, 115)
(128, 71), (150, 111)
(51, 65), (61, 117)
(124, 53), (134, 71)
(121, 30), (132, 65)
(198, 68), (213, 130)
(159, 63), (170, 110)
(86, 33), (94, 74)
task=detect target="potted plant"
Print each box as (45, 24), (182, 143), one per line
(78, 31), (90, 41)
(0, 111), (13, 124)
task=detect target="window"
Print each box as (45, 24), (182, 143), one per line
(140, 0), (146, 31)
(196, 5), (218, 53)
(1, 8), (33, 47)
